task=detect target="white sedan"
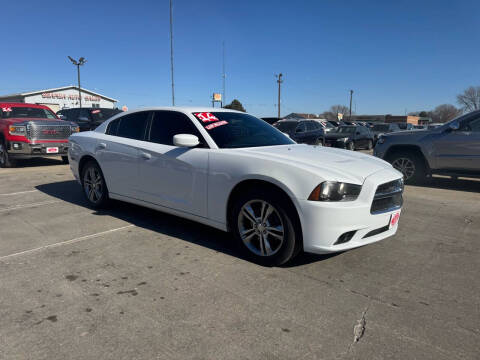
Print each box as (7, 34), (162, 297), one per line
(68, 107), (403, 265)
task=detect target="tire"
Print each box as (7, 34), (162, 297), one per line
(62, 156), (69, 164)
(347, 141), (355, 151)
(0, 139), (16, 168)
(388, 151), (426, 184)
(313, 137), (322, 146)
(81, 161), (109, 208)
(230, 188), (302, 266)
(366, 140), (373, 150)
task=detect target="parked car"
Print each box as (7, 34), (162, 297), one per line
(69, 107), (403, 265)
(413, 125), (428, 130)
(323, 125), (374, 150)
(371, 123), (401, 144)
(374, 110), (480, 183)
(396, 123), (414, 131)
(57, 107), (122, 132)
(261, 117), (280, 125)
(327, 120), (341, 128)
(273, 119), (325, 145)
(0, 103), (79, 167)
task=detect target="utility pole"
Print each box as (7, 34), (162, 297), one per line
(222, 41), (226, 106)
(68, 56), (86, 108)
(276, 73), (283, 119)
(349, 89), (354, 120)
(169, 0), (175, 106)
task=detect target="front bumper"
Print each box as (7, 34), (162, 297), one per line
(7, 141), (69, 158)
(298, 168), (403, 254)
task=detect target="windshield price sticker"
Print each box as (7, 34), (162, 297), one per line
(2, 107), (12, 112)
(91, 109), (101, 114)
(205, 120), (228, 130)
(194, 112), (219, 123)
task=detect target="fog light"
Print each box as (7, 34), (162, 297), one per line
(12, 143), (22, 150)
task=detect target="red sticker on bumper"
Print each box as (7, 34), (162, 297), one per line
(390, 212), (400, 227)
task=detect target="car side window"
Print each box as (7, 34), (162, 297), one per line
(106, 118), (121, 135)
(296, 122), (306, 132)
(115, 111), (150, 140)
(462, 117), (480, 132)
(148, 111), (205, 146)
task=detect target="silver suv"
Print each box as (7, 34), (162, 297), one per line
(374, 110), (480, 183)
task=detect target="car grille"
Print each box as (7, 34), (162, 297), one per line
(26, 122), (72, 140)
(370, 178), (404, 214)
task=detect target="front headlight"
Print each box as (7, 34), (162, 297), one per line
(377, 135), (386, 144)
(336, 137), (349, 142)
(9, 125), (27, 136)
(71, 125), (80, 133)
(308, 181), (362, 201)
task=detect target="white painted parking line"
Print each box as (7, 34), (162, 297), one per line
(0, 200), (62, 212)
(0, 190), (39, 196)
(0, 225), (135, 261)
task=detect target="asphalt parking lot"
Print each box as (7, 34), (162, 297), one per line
(0, 157), (479, 360)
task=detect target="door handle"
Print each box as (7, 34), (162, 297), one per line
(140, 152), (151, 160)
(96, 143), (106, 150)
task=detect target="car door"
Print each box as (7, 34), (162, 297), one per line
(95, 111), (150, 198)
(136, 110), (209, 217)
(433, 114), (480, 171)
(294, 122), (307, 143)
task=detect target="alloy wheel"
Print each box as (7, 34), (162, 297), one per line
(237, 200), (285, 257)
(0, 143), (5, 166)
(392, 157), (415, 180)
(83, 167), (103, 204)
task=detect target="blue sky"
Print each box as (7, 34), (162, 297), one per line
(2, 0), (479, 117)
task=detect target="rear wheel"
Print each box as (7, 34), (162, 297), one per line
(313, 137), (322, 146)
(81, 161), (109, 208)
(231, 188), (302, 266)
(0, 139), (16, 168)
(389, 151), (426, 184)
(366, 140), (373, 150)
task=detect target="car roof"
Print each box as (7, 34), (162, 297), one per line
(0, 102), (52, 110)
(127, 106), (244, 113)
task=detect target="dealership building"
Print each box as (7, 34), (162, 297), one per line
(0, 86), (117, 113)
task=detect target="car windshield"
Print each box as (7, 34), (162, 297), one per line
(372, 124), (389, 131)
(337, 126), (355, 133)
(274, 121), (298, 132)
(193, 112), (294, 149)
(90, 108), (121, 122)
(0, 106), (57, 119)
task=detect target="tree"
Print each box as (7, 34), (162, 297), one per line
(457, 86), (480, 112)
(224, 99), (246, 112)
(321, 105), (352, 121)
(431, 104), (462, 123)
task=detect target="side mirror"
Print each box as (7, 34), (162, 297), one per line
(57, 114), (66, 120)
(448, 120), (460, 131)
(173, 134), (199, 147)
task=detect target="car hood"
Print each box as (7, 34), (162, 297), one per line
(237, 144), (393, 184)
(2, 117), (66, 124)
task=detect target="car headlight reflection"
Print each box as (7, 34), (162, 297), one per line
(308, 181), (362, 201)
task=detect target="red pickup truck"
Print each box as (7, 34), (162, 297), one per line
(0, 103), (79, 167)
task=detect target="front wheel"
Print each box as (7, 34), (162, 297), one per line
(231, 189), (302, 266)
(81, 161), (109, 208)
(0, 140), (16, 168)
(347, 141), (355, 151)
(389, 152), (426, 184)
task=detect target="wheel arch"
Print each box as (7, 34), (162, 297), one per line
(384, 144), (431, 171)
(78, 155), (102, 183)
(225, 178), (303, 248)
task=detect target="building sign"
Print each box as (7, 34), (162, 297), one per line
(41, 92), (101, 102)
(213, 93), (222, 102)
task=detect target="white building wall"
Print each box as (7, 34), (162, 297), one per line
(24, 88), (116, 112)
